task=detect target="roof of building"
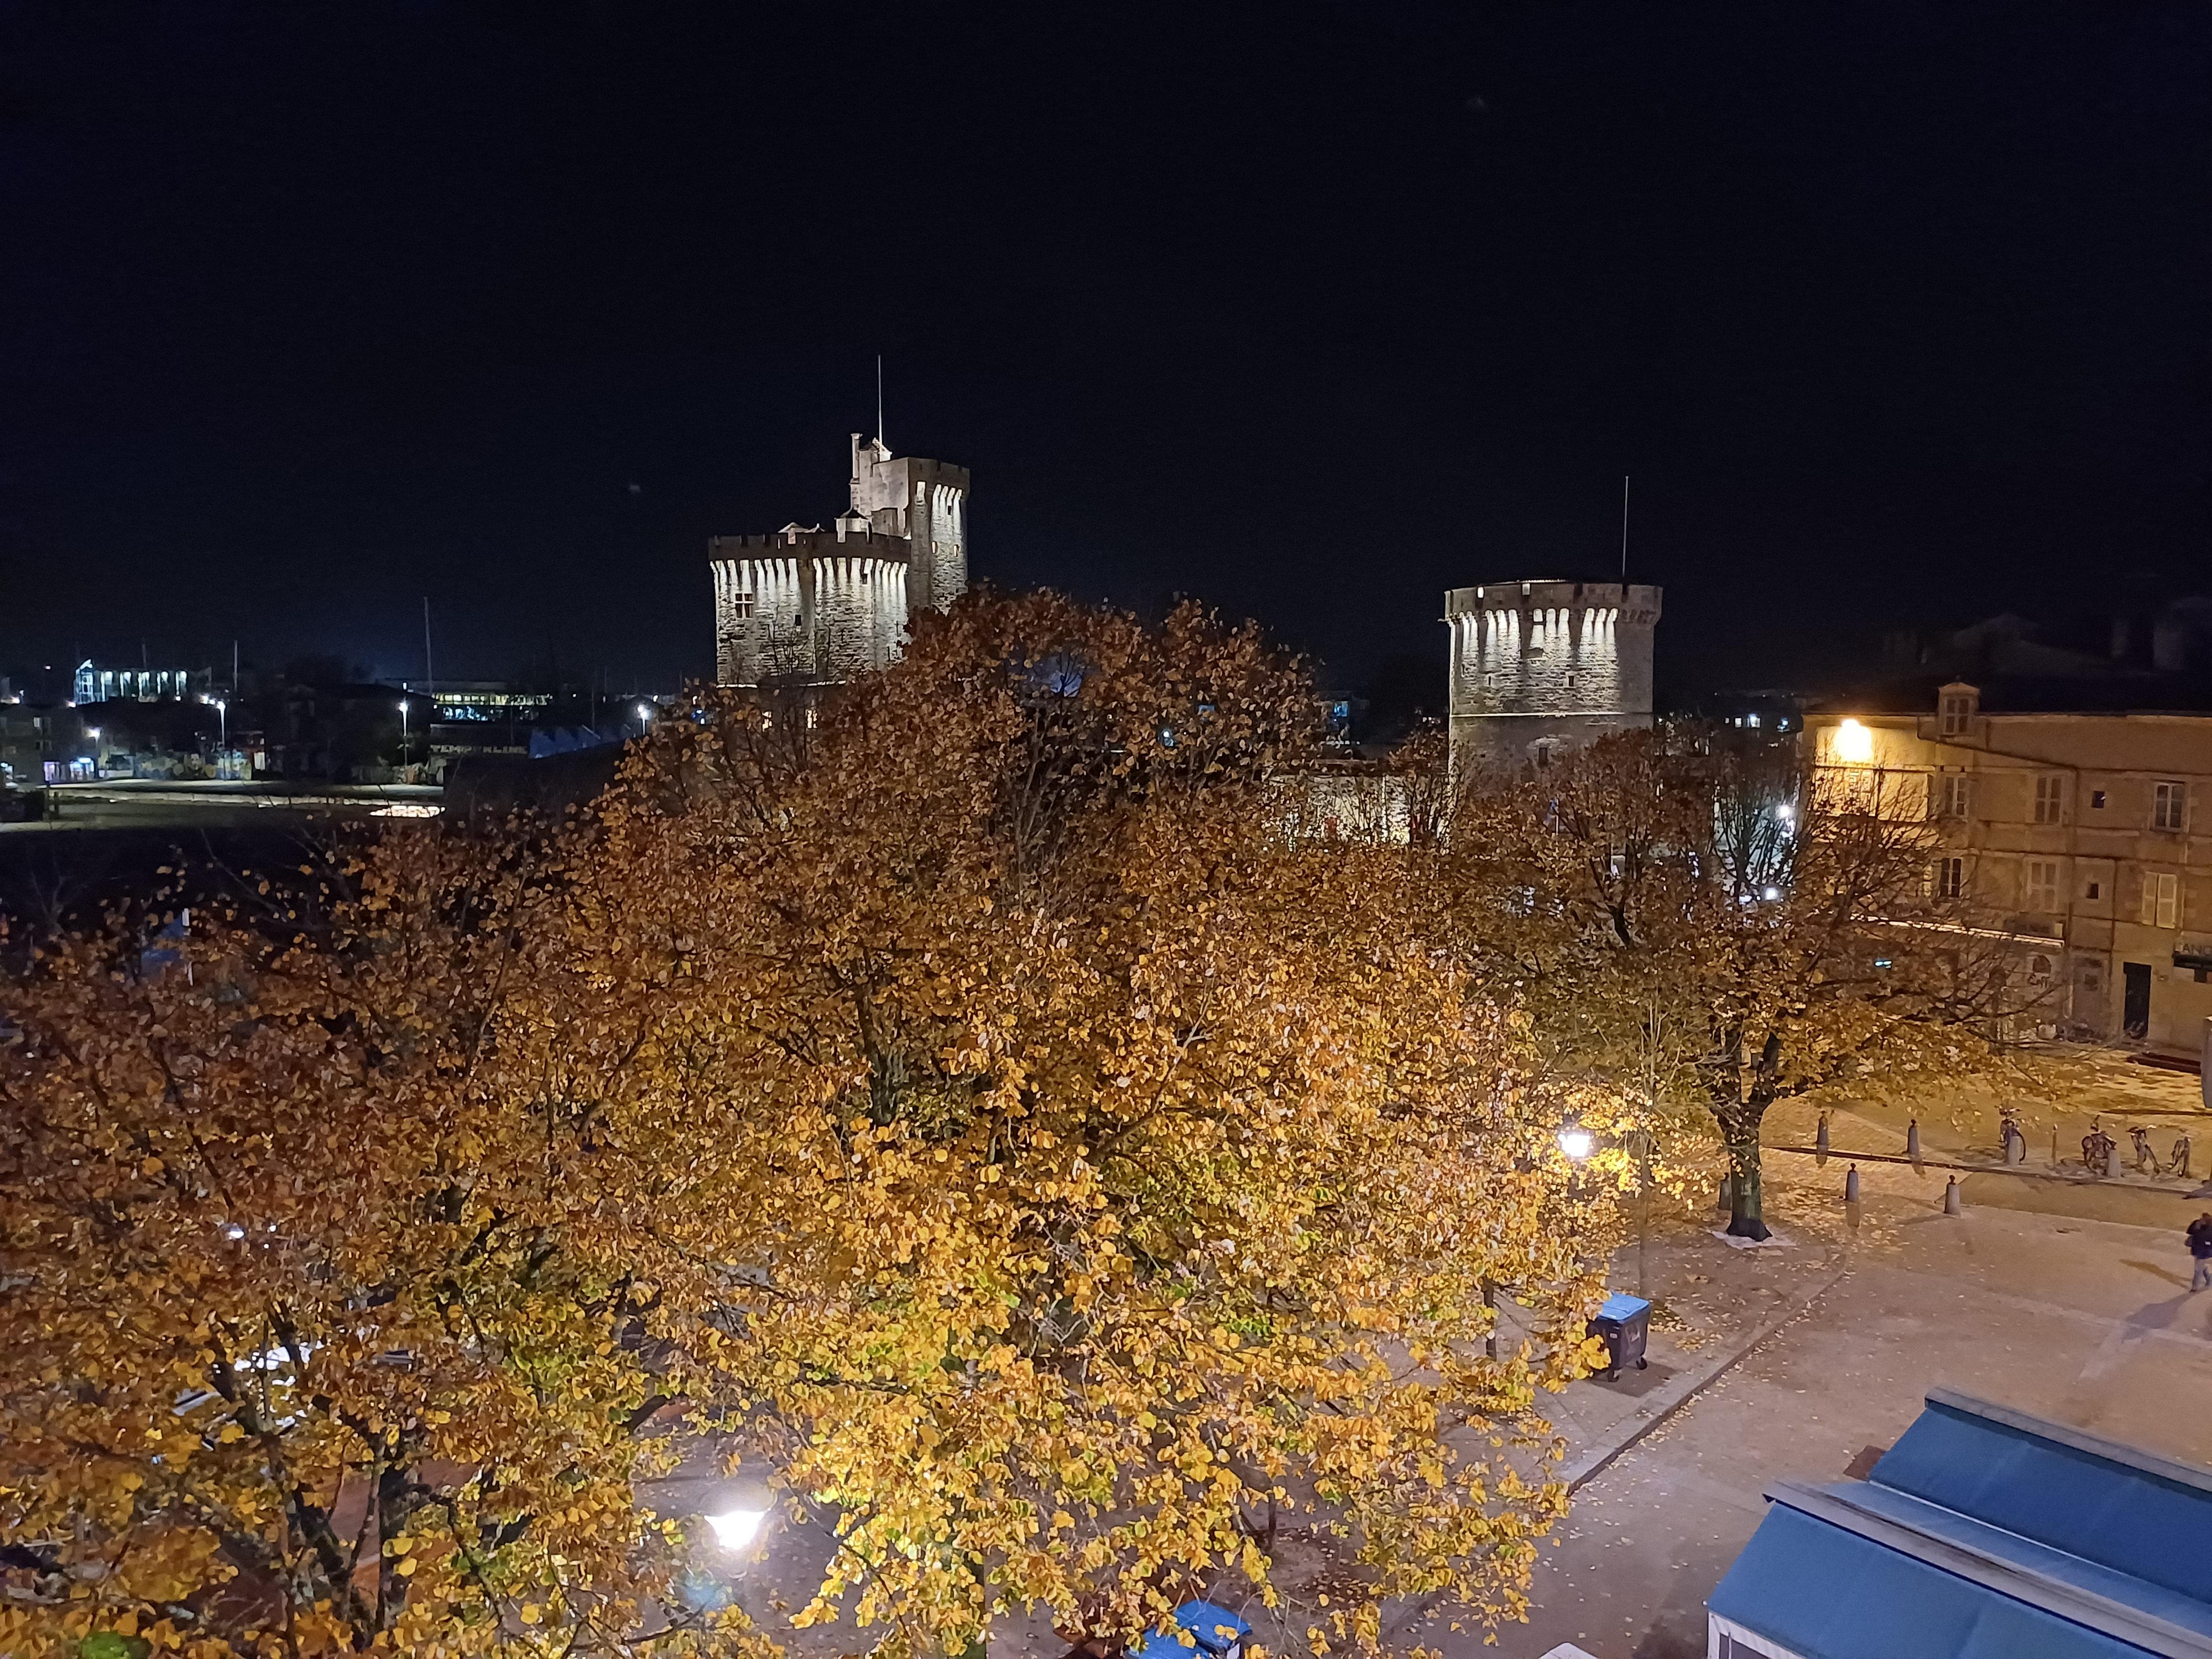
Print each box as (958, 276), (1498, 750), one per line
(1708, 1389), (2212, 1659)
(1806, 673), (2212, 717)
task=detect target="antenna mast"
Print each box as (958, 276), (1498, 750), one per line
(1619, 474), (1630, 580)
(875, 354), (884, 450)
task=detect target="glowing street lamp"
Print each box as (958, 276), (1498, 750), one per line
(398, 698), (410, 767)
(1833, 718), (1874, 764)
(1557, 1123), (1595, 1162)
(701, 1475), (772, 1558)
(705, 1508), (766, 1551)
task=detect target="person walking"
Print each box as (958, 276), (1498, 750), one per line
(2189, 1213), (2212, 1293)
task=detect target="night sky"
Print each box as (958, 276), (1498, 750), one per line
(4, 3), (2206, 702)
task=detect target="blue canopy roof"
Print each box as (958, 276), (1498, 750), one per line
(1712, 1504), (2157, 1659)
(1708, 1390), (2212, 1659)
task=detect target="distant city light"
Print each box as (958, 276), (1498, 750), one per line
(1834, 718), (1874, 763)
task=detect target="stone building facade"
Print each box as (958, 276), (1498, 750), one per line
(1802, 683), (2212, 1057)
(1444, 579), (1663, 774)
(712, 435), (969, 686)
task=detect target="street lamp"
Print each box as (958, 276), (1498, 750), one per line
(1556, 1123), (1595, 1163)
(706, 1508), (766, 1551)
(398, 699), (409, 768)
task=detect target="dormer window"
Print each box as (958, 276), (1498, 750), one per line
(1938, 683), (1979, 737)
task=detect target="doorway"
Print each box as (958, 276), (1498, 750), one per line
(2122, 961), (2151, 1039)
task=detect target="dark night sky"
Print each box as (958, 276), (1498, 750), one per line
(3, 3), (2207, 700)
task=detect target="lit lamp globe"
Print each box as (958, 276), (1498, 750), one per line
(1557, 1124), (1595, 1162)
(703, 1476), (773, 1556)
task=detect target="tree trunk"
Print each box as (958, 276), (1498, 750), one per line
(1716, 1104), (1771, 1241)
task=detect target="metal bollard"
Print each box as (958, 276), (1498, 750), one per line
(1906, 1119), (1921, 1160)
(1845, 1165), (1861, 1203)
(2004, 1124), (2026, 1165)
(1943, 1176), (1962, 1215)
(1816, 1113), (1830, 1161)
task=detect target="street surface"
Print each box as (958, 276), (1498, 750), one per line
(1427, 1166), (2212, 1659)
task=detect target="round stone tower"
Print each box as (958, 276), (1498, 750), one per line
(1444, 578), (1663, 774)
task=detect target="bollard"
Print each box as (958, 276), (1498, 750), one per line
(1943, 1176), (1962, 1215)
(1906, 1119), (1921, 1160)
(1844, 1165), (1861, 1203)
(1815, 1113), (1830, 1161)
(2004, 1124), (2026, 1165)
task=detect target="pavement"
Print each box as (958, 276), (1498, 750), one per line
(1412, 1158), (2212, 1659)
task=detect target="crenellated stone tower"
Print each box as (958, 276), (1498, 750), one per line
(1445, 578), (1663, 773)
(712, 435), (970, 687)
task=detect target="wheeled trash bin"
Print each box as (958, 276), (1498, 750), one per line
(1588, 1292), (1650, 1381)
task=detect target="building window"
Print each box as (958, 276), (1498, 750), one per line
(2090, 789), (2107, 809)
(2025, 859), (2060, 911)
(1937, 857), (1966, 899)
(1939, 691), (1975, 736)
(2153, 780), (2186, 831)
(731, 587), (757, 620)
(2033, 774), (2064, 824)
(1937, 773), (1971, 819)
(2141, 872), (2179, 929)
(2085, 880), (2101, 900)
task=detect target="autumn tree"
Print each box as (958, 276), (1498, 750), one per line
(1447, 726), (2039, 1239)
(2, 591), (1624, 1659)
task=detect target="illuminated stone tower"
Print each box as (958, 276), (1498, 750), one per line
(1445, 578), (1663, 773)
(711, 435), (970, 687)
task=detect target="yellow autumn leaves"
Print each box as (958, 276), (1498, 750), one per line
(2, 592), (1621, 1659)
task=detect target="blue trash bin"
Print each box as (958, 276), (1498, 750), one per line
(1588, 1293), (1651, 1381)
(1132, 1601), (1252, 1659)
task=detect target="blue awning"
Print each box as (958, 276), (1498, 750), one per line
(1709, 1390), (2212, 1659)
(1710, 1503), (2157, 1659)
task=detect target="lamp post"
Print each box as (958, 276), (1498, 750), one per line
(87, 726), (101, 776)
(398, 698), (410, 770)
(208, 696), (227, 771)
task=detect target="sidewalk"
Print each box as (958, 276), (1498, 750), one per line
(1419, 1172), (2212, 1659)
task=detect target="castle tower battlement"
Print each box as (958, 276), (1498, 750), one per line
(1444, 578), (1662, 773)
(713, 436), (970, 687)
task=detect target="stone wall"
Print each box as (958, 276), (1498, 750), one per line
(714, 441), (971, 687)
(1444, 579), (1663, 774)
